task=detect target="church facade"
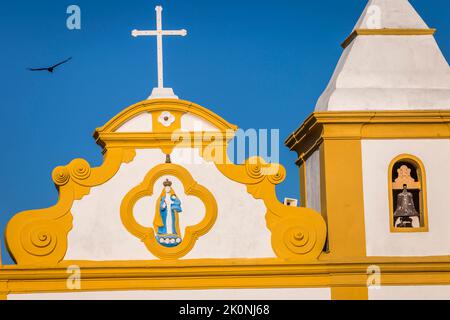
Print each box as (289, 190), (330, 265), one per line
(1, 0), (449, 300)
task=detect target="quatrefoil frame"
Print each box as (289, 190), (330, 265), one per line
(120, 163), (218, 260)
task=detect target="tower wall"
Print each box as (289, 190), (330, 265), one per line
(361, 139), (450, 257)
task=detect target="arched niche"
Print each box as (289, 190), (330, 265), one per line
(388, 154), (429, 233)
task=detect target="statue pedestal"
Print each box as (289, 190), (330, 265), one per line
(148, 87), (179, 100)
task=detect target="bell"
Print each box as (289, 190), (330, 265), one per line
(394, 185), (419, 227)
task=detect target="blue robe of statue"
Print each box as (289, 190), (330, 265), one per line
(158, 195), (182, 235)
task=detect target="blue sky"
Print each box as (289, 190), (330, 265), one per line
(0, 0), (449, 264)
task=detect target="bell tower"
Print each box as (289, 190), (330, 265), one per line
(286, 0), (450, 298)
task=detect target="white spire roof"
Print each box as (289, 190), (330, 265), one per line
(353, 0), (428, 30)
(315, 0), (450, 111)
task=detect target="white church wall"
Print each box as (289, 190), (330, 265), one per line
(7, 288), (331, 300)
(305, 149), (321, 213)
(116, 112), (152, 132)
(361, 139), (450, 257)
(369, 285), (450, 300)
(66, 148), (275, 261)
(181, 113), (220, 132)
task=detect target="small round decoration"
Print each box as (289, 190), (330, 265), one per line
(70, 159), (91, 180)
(156, 234), (183, 247)
(244, 158), (286, 185)
(283, 225), (315, 255)
(267, 165), (286, 185)
(271, 214), (326, 261)
(52, 166), (70, 186)
(21, 221), (59, 257)
(245, 161), (263, 179)
(158, 111), (176, 127)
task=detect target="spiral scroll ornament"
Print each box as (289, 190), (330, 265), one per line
(52, 166), (70, 186)
(21, 220), (60, 257)
(267, 165), (286, 185)
(271, 215), (325, 261)
(6, 149), (134, 265)
(245, 161), (264, 180)
(244, 158), (286, 185)
(70, 159), (91, 180)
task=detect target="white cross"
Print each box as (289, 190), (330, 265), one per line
(132, 6), (187, 99)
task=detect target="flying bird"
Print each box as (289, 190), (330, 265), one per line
(28, 57), (72, 73)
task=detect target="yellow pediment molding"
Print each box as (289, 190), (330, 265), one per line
(5, 99), (327, 266)
(94, 99), (238, 154)
(95, 99), (237, 135)
(5, 148), (136, 266)
(211, 154), (327, 261)
(285, 110), (450, 165)
(2, 257), (450, 296)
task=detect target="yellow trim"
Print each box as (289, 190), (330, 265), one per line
(152, 110), (182, 133)
(212, 154), (327, 261)
(104, 102), (328, 262)
(341, 28), (437, 49)
(120, 163), (218, 260)
(331, 287), (368, 300)
(94, 99), (238, 154)
(286, 111), (450, 164)
(388, 154), (429, 233)
(94, 99), (237, 153)
(0, 281), (7, 300)
(285, 110), (450, 259)
(319, 139), (367, 259)
(94, 131), (233, 154)
(96, 99), (237, 133)
(2, 257), (450, 298)
(5, 148), (136, 266)
(6, 99), (327, 265)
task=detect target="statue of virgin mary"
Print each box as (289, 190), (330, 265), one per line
(153, 179), (183, 247)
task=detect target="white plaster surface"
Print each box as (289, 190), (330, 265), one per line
(148, 87), (179, 100)
(354, 0), (428, 30)
(181, 113), (219, 132)
(369, 285), (450, 300)
(305, 149), (321, 214)
(361, 139), (450, 257)
(66, 148), (274, 260)
(114, 111), (221, 133)
(8, 288), (331, 300)
(116, 112), (152, 132)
